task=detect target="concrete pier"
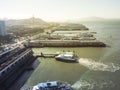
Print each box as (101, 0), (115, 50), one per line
(29, 40), (106, 47)
(34, 53), (59, 58)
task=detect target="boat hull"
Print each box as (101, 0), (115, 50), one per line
(22, 81), (73, 90)
(55, 57), (78, 63)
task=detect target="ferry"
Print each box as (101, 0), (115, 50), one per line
(55, 52), (78, 63)
(22, 81), (73, 90)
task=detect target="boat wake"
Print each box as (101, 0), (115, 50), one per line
(72, 80), (93, 90)
(72, 79), (114, 90)
(72, 58), (119, 90)
(78, 58), (120, 72)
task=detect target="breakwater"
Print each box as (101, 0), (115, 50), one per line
(28, 40), (106, 47)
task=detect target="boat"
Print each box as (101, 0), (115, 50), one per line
(22, 81), (73, 90)
(55, 52), (78, 63)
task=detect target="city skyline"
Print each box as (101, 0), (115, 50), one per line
(0, 0), (120, 21)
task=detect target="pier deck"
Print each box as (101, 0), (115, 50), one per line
(29, 40), (106, 47)
(34, 53), (58, 58)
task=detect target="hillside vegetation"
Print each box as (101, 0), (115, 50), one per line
(6, 17), (50, 37)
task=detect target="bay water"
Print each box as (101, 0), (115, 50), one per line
(23, 20), (120, 90)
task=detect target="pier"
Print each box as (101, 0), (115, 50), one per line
(34, 53), (58, 58)
(26, 23), (107, 47)
(28, 40), (106, 47)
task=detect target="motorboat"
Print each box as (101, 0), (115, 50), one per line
(22, 81), (73, 90)
(55, 52), (78, 63)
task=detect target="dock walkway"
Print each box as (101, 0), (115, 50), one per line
(34, 53), (58, 58)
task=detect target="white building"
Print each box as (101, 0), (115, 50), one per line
(0, 21), (7, 36)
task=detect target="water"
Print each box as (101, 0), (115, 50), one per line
(23, 20), (120, 90)
(78, 58), (120, 72)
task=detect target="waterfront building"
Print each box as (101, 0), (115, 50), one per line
(0, 21), (7, 36)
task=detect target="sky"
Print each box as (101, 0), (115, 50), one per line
(0, 0), (120, 21)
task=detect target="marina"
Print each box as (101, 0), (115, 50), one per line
(27, 23), (106, 47)
(0, 23), (109, 90)
(0, 0), (120, 89)
(22, 21), (120, 90)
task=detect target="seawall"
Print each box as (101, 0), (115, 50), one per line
(29, 40), (106, 47)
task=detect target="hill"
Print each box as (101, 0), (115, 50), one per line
(79, 16), (105, 21)
(6, 17), (49, 37)
(6, 17), (49, 28)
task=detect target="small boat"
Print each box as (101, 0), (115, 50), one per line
(22, 81), (73, 90)
(55, 52), (78, 63)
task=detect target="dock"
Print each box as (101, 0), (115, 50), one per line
(34, 53), (59, 58)
(24, 23), (107, 48)
(28, 40), (106, 47)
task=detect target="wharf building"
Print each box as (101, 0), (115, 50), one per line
(0, 46), (37, 90)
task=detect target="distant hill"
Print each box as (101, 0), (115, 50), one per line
(6, 17), (49, 37)
(5, 17), (49, 28)
(52, 23), (89, 31)
(67, 16), (106, 23)
(79, 16), (105, 21)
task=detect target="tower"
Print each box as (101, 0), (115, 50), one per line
(0, 21), (7, 36)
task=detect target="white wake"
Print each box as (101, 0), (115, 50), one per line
(78, 58), (120, 72)
(72, 80), (114, 90)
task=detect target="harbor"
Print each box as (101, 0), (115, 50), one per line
(0, 0), (120, 89)
(22, 21), (119, 90)
(0, 23), (108, 90)
(27, 23), (106, 47)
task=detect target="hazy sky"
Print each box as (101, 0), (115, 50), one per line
(0, 0), (120, 21)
